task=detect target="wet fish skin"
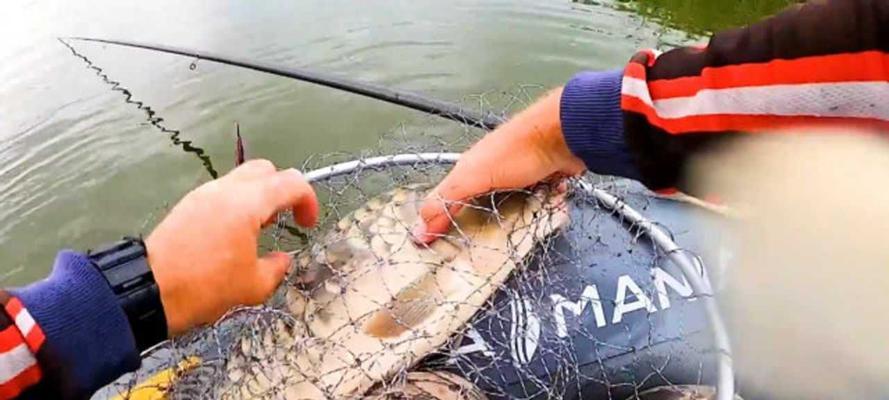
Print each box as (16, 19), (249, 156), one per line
(285, 184), (569, 398)
(366, 371), (488, 400)
(627, 385), (744, 400)
(217, 184), (568, 399)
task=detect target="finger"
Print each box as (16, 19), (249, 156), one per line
(413, 121), (567, 244)
(228, 159), (277, 180)
(412, 202), (463, 245)
(259, 168), (320, 228)
(542, 173), (570, 194)
(246, 251), (291, 304)
(413, 162), (492, 244)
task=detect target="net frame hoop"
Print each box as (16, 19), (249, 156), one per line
(302, 152), (735, 400)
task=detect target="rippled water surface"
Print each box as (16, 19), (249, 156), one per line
(0, 0), (789, 284)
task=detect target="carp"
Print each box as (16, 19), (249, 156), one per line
(222, 184), (569, 399)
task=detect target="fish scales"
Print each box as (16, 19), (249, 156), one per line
(221, 184), (569, 399)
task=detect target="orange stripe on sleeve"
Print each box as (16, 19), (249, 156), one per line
(0, 363), (42, 400)
(22, 328), (44, 355)
(0, 327), (24, 354)
(648, 51), (889, 100)
(4, 298), (45, 353)
(4, 300), (22, 321)
(624, 62), (647, 80)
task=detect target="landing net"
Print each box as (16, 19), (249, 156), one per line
(90, 89), (733, 400)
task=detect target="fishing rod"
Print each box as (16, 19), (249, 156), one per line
(64, 37), (505, 131)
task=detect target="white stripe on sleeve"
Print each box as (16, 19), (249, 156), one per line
(0, 344), (36, 384)
(622, 77), (889, 121)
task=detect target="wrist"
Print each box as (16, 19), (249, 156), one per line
(560, 69), (642, 180)
(88, 238), (168, 351)
(144, 233), (189, 336)
(515, 88), (586, 174)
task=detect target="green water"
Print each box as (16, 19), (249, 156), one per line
(618, 0), (798, 35)
(0, 0), (792, 285)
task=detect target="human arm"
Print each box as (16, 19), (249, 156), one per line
(415, 0), (889, 243)
(411, 88), (586, 243)
(0, 160), (318, 399)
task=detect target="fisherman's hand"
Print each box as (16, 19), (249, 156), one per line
(145, 160), (319, 335)
(414, 88), (585, 244)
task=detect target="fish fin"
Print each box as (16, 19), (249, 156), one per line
(363, 299), (437, 338)
(235, 122), (246, 166)
(285, 287), (307, 316)
(364, 275), (441, 338)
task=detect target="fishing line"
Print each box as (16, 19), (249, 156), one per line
(59, 38), (219, 178)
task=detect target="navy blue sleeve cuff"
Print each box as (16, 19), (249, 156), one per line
(560, 69), (642, 180)
(11, 250), (140, 397)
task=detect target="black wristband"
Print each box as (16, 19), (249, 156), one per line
(88, 237), (168, 352)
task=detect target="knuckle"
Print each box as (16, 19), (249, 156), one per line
(422, 199), (452, 222)
(244, 159), (276, 174)
(188, 180), (223, 203)
(254, 188), (282, 215)
(419, 201), (440, 221)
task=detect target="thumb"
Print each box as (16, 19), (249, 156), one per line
(247, 251), (291, 304)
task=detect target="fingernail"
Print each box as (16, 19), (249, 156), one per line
(410, 220), (431, 245)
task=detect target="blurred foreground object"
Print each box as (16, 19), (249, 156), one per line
(631, 385), (743, 400)
(690, 131), (889, 399)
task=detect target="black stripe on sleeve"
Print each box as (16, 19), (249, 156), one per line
(648, 0), (889, 81)
(623, 114), (741, 192)
(0, 291), (14, 331)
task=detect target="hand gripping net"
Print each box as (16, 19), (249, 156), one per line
(93, 95), (734, 400)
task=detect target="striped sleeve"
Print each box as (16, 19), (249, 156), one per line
(618, 0), (889, 191)
(9, 250), (141, 399)
(0, 293), (45, 399)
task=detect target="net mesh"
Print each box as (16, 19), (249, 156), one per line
(88, 85), (724, 400)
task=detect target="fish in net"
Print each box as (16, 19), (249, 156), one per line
(89, 89), (734, 400)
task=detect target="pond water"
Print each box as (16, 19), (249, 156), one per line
(0, 0), (791, 284)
